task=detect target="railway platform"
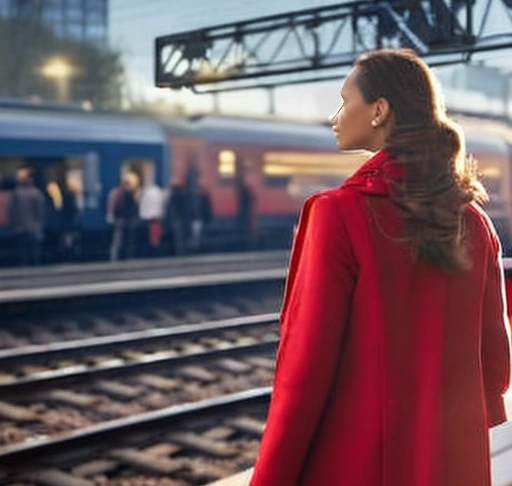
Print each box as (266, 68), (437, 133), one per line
(205, 420), (512, 486)
(206, 468), (253, 486)
(203, 389), (512, 486)
(0, 250), (289, 303)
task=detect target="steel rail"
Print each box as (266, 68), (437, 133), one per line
(0, 313), (279, 366)
(0, 338), (277, 396)
(0, 387), (272, 469)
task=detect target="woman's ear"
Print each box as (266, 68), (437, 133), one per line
(372, 97), (391, 126)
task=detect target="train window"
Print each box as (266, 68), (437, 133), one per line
(262, 151), (370, 194)
(218, 150), (236, 185)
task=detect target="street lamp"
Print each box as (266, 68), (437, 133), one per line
(41, 57), (75, 102)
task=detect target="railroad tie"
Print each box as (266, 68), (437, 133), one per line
(202, 425), (236, 441)
(0, 371), (16, 383)
(150, 309), (183, 325)
(135, 374), (182, 391)
(93, 380), (143, 400)
(89, 317), (119, 335)
(182, 310), (209, 323)
(234, 336), (259, 346)
(210, 303), (241, 319)
(177, 365), (217, 382)
(215, 358), (252, 374)
(71, 459), (118, 477)
(23, 468), (94, 486)
(181, 342), (208, 354)
(228, 417), (265, 436)
(109, 447), (183, 474)
(44, 390), (100, 408)
(0, 400), (37, 421)
(169, 431), (237, 457)
(244, 356), (275, 370)
(143, 441), (183, 457)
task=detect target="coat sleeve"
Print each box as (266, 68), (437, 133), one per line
(481, 221), (511, 427)
(249, 193), (357, 486)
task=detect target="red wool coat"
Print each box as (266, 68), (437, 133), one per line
(249, 150), (511, 486)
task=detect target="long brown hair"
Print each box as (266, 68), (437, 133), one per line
(354, 48), (488, 271)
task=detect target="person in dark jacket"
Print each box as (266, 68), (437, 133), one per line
(235, 158), (257, 250)
(164, 183), (187, 255)
(8, 168), (45, 266)
(109, 172), (140, 261)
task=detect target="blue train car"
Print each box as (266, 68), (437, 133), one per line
(0, 106), (169, 263)
(1, 107), (511, 263)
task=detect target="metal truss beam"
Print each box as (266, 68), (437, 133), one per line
(154, 0), (512, 93)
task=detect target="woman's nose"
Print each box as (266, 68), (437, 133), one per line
(328, 105), (342, 124)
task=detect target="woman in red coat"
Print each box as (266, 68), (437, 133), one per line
(248, 49), (511, 486)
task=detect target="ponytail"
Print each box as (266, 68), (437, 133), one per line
(354, 49), (488, 272)
(386, 119), (488, 272)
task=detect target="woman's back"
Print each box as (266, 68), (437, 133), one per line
(248, 48), (510, 486)
(249, 152), (509, 486)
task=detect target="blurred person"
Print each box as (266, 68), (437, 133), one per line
(59, 175), (83, 261)
(8, 168), (45, 266)
(46, 180), (63, 210)
(183, 163), (207, 253)
(139, 182), (165, 257)
(164, 182), (186, 256)
(248, 48), (511, 486)
(235, 157), (257, 250)
(109, 172), (140, 261)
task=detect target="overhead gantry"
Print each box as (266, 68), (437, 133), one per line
(154, 0), (512, 93)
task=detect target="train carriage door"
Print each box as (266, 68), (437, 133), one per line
(0, 156), (23, 229)
(83, 151), (99, 210)
(23, 156), (86, 262)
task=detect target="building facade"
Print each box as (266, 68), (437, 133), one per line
(0, 0), (108, 44)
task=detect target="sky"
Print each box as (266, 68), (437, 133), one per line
(108, 0), (512, 121)
(109, 0), (344, 120)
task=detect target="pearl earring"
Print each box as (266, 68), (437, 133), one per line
(371, 120), (378, 127)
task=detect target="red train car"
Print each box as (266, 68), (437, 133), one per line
(161, 113), (512, 253)
(162, 115), (371, 249)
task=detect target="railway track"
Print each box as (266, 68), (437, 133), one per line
(0, 252), (287, 484)
(0, 387), (271, 486)
(0, 314), (278, 446)
(4, 253), (510, 485)
(0, 283), (281, 346)
(0, 311), (278, 484)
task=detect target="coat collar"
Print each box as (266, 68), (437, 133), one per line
(341, 149), (404, 196)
